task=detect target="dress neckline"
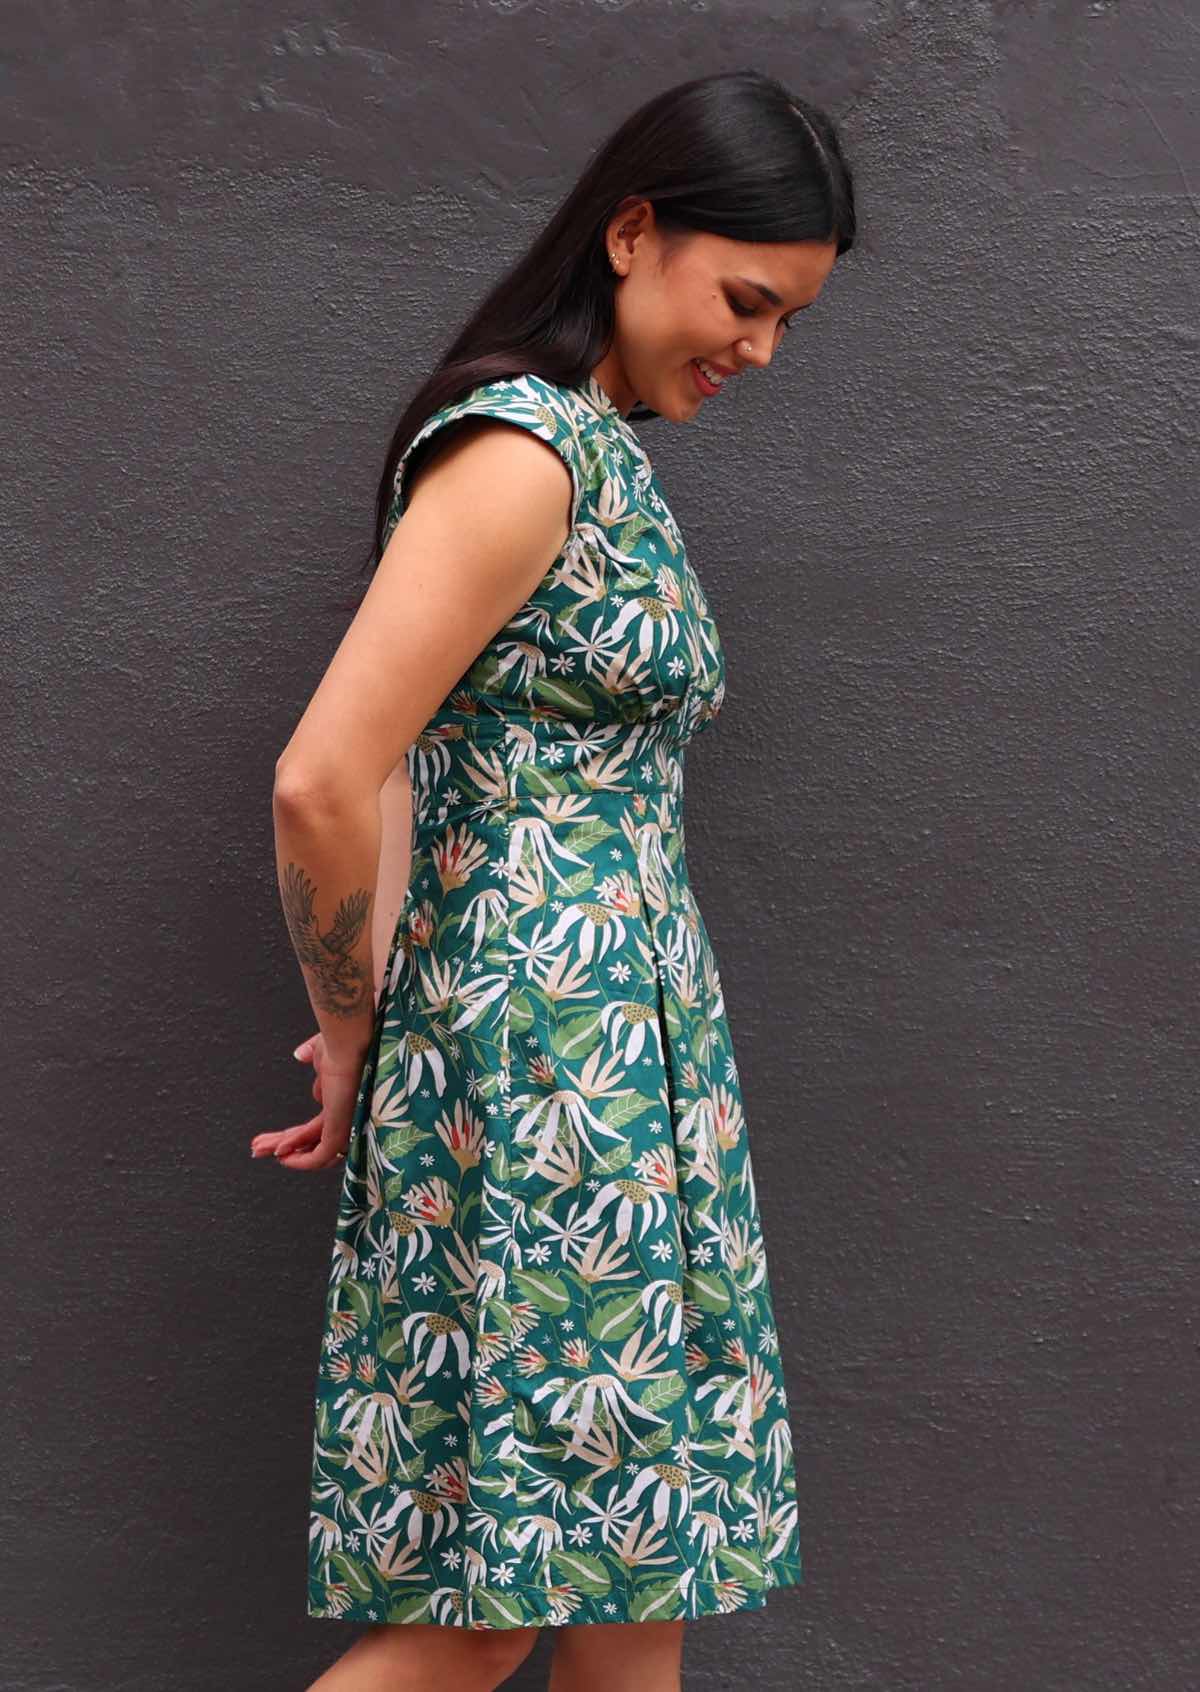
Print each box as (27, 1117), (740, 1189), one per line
(577, 372), (620, 419)
(575, 372), (641, 447)
(578, 372), (633, 426)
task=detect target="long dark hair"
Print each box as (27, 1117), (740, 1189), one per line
(345, 68), (856, 610)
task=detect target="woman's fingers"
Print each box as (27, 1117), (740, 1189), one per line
(272, 1116), (324, 1157)
(250, 1111), (323, 1157)
(277, 1136), (346, 1171)
(251, 1032), (345, 1169)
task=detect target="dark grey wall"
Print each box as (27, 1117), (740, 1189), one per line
(7, 3), (1197, 1688)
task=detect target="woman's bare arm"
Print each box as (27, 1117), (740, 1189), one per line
(272, 418), (574, 1066)
(372, 759), (413, 1005)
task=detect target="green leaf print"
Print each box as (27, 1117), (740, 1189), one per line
(562, 816), (619, 855)
(548, 1548), (612, 1595)
(378, 1123), (426, 1163)
(555, 864), (596, 898)
(473, 1588), (528, 1628)
(519, 763), (571, 798)
(638, 1370), (687, 1413)
(486, 1298), (513, 1334)
(509, 987), (534, 1034)
(385, 1593), (434, 1624)
(328, 1551), (373, 1598)
(716, 1545), (767, 1589)
(374, 1037), (403, 1085)
(586, 1289), (643, 1341)
(379, 1323), (407, 1362)
(511, 1268), (571, 1315)
(615, 511), (656, 552)
(466, 652), (507, 693)
(409, 1400), (457, 1438)
(600, 1091), (657, 1131)
(552, 1008), (603, 1058)
(630, 1577), (684, 1623)
(591, 1137), (634, 1174)
(684, 1267), (732, 1314)
(530, 674), (594, 715)
(342, 1279), (373, 1328)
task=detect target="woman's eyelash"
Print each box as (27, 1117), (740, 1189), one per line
(726, 293), (793, 331)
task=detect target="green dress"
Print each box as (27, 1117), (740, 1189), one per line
(307, 372), (804, 1630)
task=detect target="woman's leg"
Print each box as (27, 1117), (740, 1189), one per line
(547, 1617), (685, 1692)
(304, 1621), (540, 1692)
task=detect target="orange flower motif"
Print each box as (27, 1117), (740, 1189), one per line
(431, 822), (490, 891)
(401, 1176), (457, 1227)
(406, 904), (437, 948)
(432, 1100), (486, 1172)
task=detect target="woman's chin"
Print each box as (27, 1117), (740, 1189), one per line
(650, 368), (699, 422)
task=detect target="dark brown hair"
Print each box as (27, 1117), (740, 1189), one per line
(348, 68), (857, 610)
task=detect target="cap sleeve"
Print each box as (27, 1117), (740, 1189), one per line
(384, 374), (590, 547)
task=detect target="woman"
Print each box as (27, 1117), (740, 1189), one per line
(252, 67), (855, 1692)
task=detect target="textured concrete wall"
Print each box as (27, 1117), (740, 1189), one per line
(7, 2), (1197, 1688)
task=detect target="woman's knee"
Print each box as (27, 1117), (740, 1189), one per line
(360, 1619), (539, 1680)
(550, 1616), (684, 1675)
(471, 1622), (541, 1679)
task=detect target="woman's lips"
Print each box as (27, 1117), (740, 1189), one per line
(690, 358), (727, 396)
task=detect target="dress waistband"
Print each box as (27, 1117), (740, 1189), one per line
(407, 715), (689, 842)
(410, 781), (682, 844)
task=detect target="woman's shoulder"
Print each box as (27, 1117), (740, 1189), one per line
(404, 372), (599, 454)
(390, 373), (607, 540)
(424, 371), (593, 427)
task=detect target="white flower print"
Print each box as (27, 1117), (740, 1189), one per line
(581, 1175), (671, 1243)
(401, 1310), (472, 1378)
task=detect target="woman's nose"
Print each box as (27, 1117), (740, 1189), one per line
(736, 336), (773, 369)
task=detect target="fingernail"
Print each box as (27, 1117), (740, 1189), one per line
(293, 1046), (306, 1059)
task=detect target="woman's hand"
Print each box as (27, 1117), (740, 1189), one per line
(249, 1031), (368, 1171)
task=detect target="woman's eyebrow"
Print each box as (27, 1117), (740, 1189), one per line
(734, 275), (815, 311)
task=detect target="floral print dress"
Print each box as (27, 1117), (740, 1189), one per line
(307, 371), (804, 1630)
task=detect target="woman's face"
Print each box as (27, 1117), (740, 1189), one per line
(597, 207), (840, 420)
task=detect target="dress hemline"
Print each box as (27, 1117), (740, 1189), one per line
(306, 1559), (803, 1629)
